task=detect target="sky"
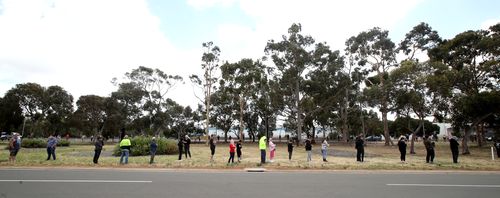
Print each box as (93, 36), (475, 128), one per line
(0, 0), (499, 111)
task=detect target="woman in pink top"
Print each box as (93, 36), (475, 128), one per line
(269, 138), (276, 162)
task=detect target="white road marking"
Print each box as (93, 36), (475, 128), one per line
(0, 180), (152, 183)
(387, 184), (500, 188)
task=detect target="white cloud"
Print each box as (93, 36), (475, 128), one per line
(0, 0), (426, 110)
(0, 0), (200, 108)
(197, 0), (424, 71)
(481, 17), (500, 30)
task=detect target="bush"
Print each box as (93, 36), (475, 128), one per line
(57, 139), (70, 147)
(20, 138), (70, 148)
(21, 139), (46, 148)
(113, 136), (178, 156)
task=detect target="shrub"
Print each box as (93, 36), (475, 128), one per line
(20, 138), (70, 148)
(21, 139), (46, 148)
(57, 139), (70, 147)
(113, 136), (178, 156)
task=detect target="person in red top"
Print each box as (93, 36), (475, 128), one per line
(228, 137), (236, 164)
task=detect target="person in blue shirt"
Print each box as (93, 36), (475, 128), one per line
(150, 137), (158, 164)
(46, 135), (58, 160)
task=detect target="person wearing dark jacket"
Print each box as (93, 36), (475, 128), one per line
(494, 139), (500, 158)
(150, 137), (158, 164)
(287, 139), (294, 161)
(449, 136), (460, 163)
(210, 134), (217, 162)
(184, 135), (191, 159)
(236, 139), (242, 162)
(355, 135), (364, 162)
(424, 135), (435, 163)
(397, 136), (407, 162)
(178, 137), (184, 160)
(305, 139), (312, 162)
(93, 136), (104, 164)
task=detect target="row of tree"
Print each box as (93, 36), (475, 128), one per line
(1, 22), (498, 154)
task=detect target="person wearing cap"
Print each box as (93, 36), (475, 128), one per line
(259, 135), (267, 164)
(93, 135), (104, 164)
(119, 135), (131, 164)
(184, 135), (191, 159)
(150, 137), (158, 164)
(397, 136), (407, 162)
(449, 136), (460, 163)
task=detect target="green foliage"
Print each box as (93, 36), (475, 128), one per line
(113, 136), (178, 156)
(389, 117), (440, 137)
(20, 138), (70, 148)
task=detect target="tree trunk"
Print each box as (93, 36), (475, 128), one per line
(311, 125), (316, 144)
(477, 124), (483, 147)
(462, 114), (492, 154)
(360, 111), (366, 138)
(296, 80), (302, 145)
(381, 110), (393, 146)
(205, 90), (210, 136)
(342, 88), (349, 142)
(239, 95), (244, 141)
(462, 127), (471, 155)
(379, 69), (393, 146)
(410, 122), (422, 154)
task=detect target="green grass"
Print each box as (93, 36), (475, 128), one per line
(1, 141), (499, 170)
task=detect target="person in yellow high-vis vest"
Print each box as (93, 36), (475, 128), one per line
(119, 135), (131, 164)
(259, 135), (267, 164)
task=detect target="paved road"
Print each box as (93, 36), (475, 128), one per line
(0, 168), (499, 198)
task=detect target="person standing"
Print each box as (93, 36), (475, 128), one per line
(355, 135), (364, 162)
(119, 135), (131, 164)
(305, 138), (312, 162)
(424, 135), (435, 163)
(209, 134), (217, 162)
(228, 138), (236, 164)
(46, 134), (58, 160)
(495, 139), (500, 158)
(150, 137), (158, 164)
(449, 136), (460, 163)
(184, 135), (192, 159)
(397, 136), (407, 162)
(287, 139), (294, 161)
(236, 139), (242, 162)
(93, 136), (104, 164)
(321, 139), (329, 162)
(8, 135), (20, 163)
(178, 137), (184, 161)
(259, 135), (267, 164)
(269, 138), (276, 162)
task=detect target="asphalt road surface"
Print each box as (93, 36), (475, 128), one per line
(1, 168), (499, 198)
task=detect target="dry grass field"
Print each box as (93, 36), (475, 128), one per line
(1, 141), (499, 170)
